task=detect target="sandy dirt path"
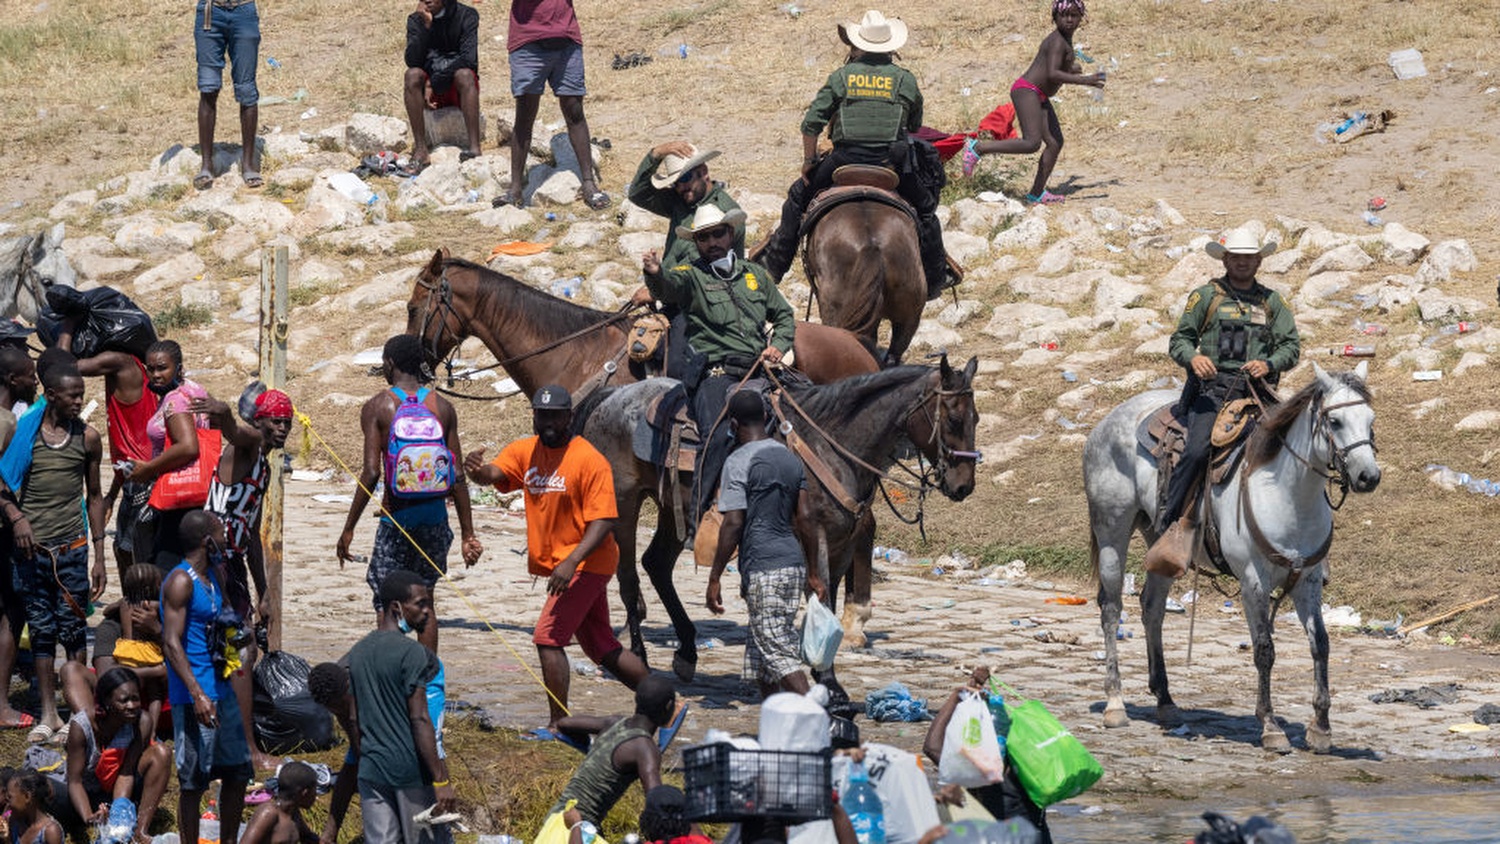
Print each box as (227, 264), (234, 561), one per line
(277, 477), (1500, 810)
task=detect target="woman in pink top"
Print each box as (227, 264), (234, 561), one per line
(117, 340), (211, 571)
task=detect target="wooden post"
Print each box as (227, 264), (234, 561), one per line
(259, 246), (289, 651)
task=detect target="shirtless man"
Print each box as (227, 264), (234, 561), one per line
(240, 761), (319, 844)
(960, 0), (1105, 204)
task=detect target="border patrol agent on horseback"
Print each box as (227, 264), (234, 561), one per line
(1156, 229), (1300, 540)
(641, 205), (796, 530)
(756, 10), (958, 301)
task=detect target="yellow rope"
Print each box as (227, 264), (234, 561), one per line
(293, 410), (571, 717)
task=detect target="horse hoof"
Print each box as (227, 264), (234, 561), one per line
(1156, 704), (1182, 727)
(1262, 730), (1293, 754)
(1306, 725), (1333, 754)
(1103, 708), (1130, 729)
(672, 652), (697, 683)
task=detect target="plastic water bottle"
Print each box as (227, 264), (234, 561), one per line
(986, 691), (1010, 756)
(1361, 210), (1382, 226)
(198, 803), (220, 844)
(844, 762), (886, 844)
(1440, 321), (1478, 335)
(1352, 319), (1387, 335)
(1325, 344), (1375, 357)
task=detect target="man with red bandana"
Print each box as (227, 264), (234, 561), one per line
(191, 387), (294, 772)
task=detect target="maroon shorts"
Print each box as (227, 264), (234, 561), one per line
(532, 570), (622, 662)
(426, 69), (477, 109)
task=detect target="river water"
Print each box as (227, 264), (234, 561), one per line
(1049, 789), (1500, 843)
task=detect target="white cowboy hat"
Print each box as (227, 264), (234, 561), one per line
(1204, 228), (1277, 259)
(650, 145), (721, 189)
(674, 204), (748, 238)
(839, 10), (908, 54)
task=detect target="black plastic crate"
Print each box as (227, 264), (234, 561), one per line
(682, 744), (833, 823)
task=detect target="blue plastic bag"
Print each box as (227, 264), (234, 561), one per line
(800, 597), (843, 672)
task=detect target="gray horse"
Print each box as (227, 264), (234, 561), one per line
(1083, 362), (1380, 752)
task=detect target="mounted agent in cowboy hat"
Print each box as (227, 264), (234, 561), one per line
(640, 204), (795, 534)
(755, 10), (960, 301)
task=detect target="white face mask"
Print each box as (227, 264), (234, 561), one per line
(709, 254), (735, 275)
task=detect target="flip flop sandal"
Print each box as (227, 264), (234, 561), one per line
(582, 189), (611, 211)
(522, 727), (589, 753)
(961, 137), (981, 178)
(492, 193), (525, 209)
(193, 173), (215, 191)
(50, 722), (71, 746)
(1024, 190), (1065, 205)
(658, 701), (689, 753)
(242, 171), (264, 189)
(26, 722), (53, 744)
(0, 712), (36, 730)
(396, 160), (429, 178)
(459, 150), (480, 162)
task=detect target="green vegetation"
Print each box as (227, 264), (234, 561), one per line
(154, 302), (215, 332)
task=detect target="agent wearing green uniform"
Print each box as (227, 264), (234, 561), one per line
(1157, 229), (1300, 536)
(641, 205), (795, 526)
(758, 10), (957, 300)
(627, 142), (747, 381)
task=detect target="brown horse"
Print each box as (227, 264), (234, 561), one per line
(803, 193), (927, 366)
(405, 249), (881, 401)
(404, 250), (889, 675)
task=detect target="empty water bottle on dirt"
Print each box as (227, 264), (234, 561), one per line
(1352, 319), (1387, 335)
(844, 762), (886, 844)
(1361, 210), (1382, 226)
(198, 803), (219, 844)
(1326, 344), (1375, 357)
(1440, 321), (1479, 335)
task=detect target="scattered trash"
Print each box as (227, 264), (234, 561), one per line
(1038, 341), (1059, 351)
(300, 107), (318, 120)
(611, 51), (653, 70)
(266, 57), (281, 69)
(678, 44), (689, 58)
(1397, 593), (1499, 635)
(865, 682), (932, 722)
(1164, 597), (1185, 613)
(1368, 196), (1387, 212)
(696, 637), (725, 650)
(327, 172), (374, 204)
(1361, 210), (1382, 226)
(1438, 320), (1479, 335)
(1035, 630), (1081, 645)
(1219, 600), (1237, 614)
(919, 599), (956, 611)
(1123, 573), (1136, 596)
(548, 276), (582, 299)
(1413, 370), (1444, 381)
(1168, 725), (1192, 736)
(873, 545), (910, 565)
(1368, 683), (1461, 709)
(493, 377), (521, 397)
(488, 241), (553, 259)
(1352, 319), (1387, 335)
(1313, 108), (1392, 144)
(1324, 344), (1375, 357)
(1322, 605), (1362, 627)
(291, 468), (335, 482)
(1061, 370), (1078, 382)
(779, 3), (802, 16)
(1448, 722), (1490, 734)
(1180, 590), (1197, 605)
(1388, 48), (1427, 80)
(1044, 596), (1087, 606)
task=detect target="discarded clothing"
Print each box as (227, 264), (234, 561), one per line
(1367, 683), (1462, 709)
(866, 682), (932, 722)
(926, 102), (1019, 162)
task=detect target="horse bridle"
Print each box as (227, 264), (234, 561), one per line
(1312, 395), (1377, 506)
(411, 262), (642, 400)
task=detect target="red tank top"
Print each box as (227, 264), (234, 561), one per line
(106, 357), (159, 463)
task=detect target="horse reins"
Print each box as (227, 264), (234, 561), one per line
(413, 263), (642, 401)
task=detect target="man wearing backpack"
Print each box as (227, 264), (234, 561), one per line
(337, 335), (483, 653)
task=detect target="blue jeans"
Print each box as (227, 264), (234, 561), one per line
(194, 2), (261, 105)
(13, 540), (89, 656)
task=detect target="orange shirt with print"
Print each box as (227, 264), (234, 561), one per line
(489, 435), (619, 578)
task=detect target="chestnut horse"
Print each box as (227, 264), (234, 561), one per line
(803, 196), (927, 366)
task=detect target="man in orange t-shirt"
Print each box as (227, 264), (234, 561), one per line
(463, 384), (649, 731)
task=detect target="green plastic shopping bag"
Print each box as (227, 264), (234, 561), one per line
(1002, 698), (1104, 806)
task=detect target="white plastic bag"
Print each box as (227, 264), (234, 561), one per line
(860, 744), (942, 844)
(939, 692), (1004, 788)
(800, 597), (843, 671)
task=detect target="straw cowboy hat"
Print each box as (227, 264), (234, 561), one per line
(650, 145), (721, 189)
(1204, 228), (1277, 259)
(675, 204), (747, 238)
(839, 10), (908, 54)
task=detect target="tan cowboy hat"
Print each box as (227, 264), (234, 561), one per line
(839, 10), (908, 54)
(674, 204), (747, 238)
(650, 145), (721, 189)
(1204, 228), (1277, 259)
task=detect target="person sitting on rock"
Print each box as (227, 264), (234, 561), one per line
(641, 205), (795, 534)
(404, 0), (482, 172)
(756, 10), (959, 301)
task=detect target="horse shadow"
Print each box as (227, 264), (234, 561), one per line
(1088, 701), (1379, 758)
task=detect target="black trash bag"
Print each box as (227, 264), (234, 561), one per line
(252, 650), (339, 755)
(34, 285), (158, 360)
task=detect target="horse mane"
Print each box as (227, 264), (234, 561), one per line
(441, 256), (618, 336)
(1244, 372), (1371, 471)
(785, 365), (933, 428)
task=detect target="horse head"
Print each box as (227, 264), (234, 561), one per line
(405, 249), (471, 371)
(1313, 360), (1381, 493)
(904, 353), (981, 501)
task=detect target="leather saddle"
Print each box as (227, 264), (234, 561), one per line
(799, 165), (919, 240)
(631, 383), (700, 473)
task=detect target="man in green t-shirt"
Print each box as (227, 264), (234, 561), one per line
(346, 570), (454, 844)
(1156, 229), (1300, 542)
(757, 10), (958, 300)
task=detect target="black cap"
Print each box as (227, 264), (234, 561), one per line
(531, 384), (572, 410)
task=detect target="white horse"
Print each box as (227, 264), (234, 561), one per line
(1084, 362), (1380, 753)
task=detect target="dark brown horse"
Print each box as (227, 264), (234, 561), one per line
(803, 193), (927, 366)
(405, 249), (881, 401)
(580, 356), (979, 691)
